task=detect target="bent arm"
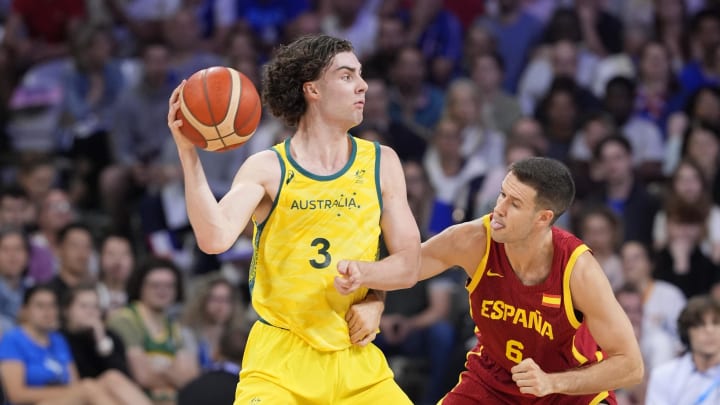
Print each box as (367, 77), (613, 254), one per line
(354, 146), (421, 290)
(179, 149), (267, 253)
(547, 252), (644, 395)
(0, 361), (81, 404)
(168, 84), (271, 254)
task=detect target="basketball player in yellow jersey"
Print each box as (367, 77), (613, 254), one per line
(166, 35), (421, 404)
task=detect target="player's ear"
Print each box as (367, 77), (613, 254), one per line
(537, 209), (554, 226)
(303, 82), (319, 99)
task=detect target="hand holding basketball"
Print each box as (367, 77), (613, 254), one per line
(170, 66), (262, 152)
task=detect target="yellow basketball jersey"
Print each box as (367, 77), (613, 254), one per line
(249, 135), (382, 352)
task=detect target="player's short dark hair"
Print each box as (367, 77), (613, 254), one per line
(509, 157), (575, 224)
(678, 295), (720, 348)
(262, 34), (353, 127)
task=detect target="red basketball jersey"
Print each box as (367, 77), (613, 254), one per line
(461, 215), (616, 404)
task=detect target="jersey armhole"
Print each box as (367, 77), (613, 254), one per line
(562, 244), (590, 329)
(255, 148), (286, 230)
(466, 215), (492, 293)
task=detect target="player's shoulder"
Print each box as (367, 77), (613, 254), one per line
(442, 216), (488, 247)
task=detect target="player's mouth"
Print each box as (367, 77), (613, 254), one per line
(354, 100), (365, 108)
(490, 218), (505, 230)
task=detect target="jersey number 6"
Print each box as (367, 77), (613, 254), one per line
(309, 237), (331, 269)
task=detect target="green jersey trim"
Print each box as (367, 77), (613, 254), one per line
(283, 134), (357, 181)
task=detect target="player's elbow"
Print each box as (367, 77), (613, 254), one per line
(399, 256), (421, 289)
(197, 236), (233, 255)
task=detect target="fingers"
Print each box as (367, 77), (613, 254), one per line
(167, 80), (186, 123)
(354, 332), (376, 347)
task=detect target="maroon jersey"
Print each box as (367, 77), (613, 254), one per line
(452, 215), (615, 404)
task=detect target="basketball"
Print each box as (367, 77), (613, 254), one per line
(177, 67), (261, 152)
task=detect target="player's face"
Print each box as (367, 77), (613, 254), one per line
(490, 173), (547, 243)
(317, 51), (368, 129)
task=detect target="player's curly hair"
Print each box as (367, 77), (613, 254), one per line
(262, 35), (353, 127)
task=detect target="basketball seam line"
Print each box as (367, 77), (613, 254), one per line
(234, 84), (260, 133)
(200, 69), (227, 149)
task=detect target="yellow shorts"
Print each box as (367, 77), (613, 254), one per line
(234, 321), (411, 405)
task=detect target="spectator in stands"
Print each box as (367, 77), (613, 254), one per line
(60, 24), (124, 209)
(374, 269), (455, 404)
(568, 111), (616, 200)
(360, 77), (426, 162)
(96, 233), (133, 315)
(508, 117), (549, 156)
(577, 206), (624, 292)
(460, 24), (496, 77)
(183, 0), (237, 53)
(321, 0), (379, 61)
(646, 295), (720, 404)
(588, 135), (660, 245)
(16, 153), (59, 209)
(60, 285), (133, 385)
(108, 257), (199, 404)
(403, 160), (435, 239)
(654, 206), (720, 299)
(388, 46), (445, 140)
(163, 8), (223, 82)
(182, 274), (244, 370)
(678, 9), (720, 94)
(602, 76), (665, 181)
(652, 0), (690, 71)
(442, 78), (505, 168)
(236, 0), (310, 57)
(46, 223), (95, 303)
(364, 15), (408, 80)
(177, 324), (249, 405)
(470, 52), (523, 137)
(0, 227), (31, 324)
(474, 138), (539, 219)
(534, 78), (582, 163)
(423, 118), (487, 233)
(0, 285), (150, 405)
(664, 86), (720, 175)
(405, 0), (464, 87)
(575, 0), (624, 57)
(0, 185), (33, 231)
(620, 241), (685, 370)
(634, 41), (685, 135)
(680, 121), (720, 206)
(613, 284), (647, 405)
(475, 0), (543, 92)
(101, 42), (175, 234)
(654, 159), (720, 263)
(1, 0), (85, 67)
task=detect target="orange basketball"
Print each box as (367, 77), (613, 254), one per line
(177, 67), (261, 152)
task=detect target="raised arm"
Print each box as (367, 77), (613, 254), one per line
(335, 146), (420, 292)
(167, 83), (271, 254)
(513, 251), (644, 396)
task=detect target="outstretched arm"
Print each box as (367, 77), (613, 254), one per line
(420, 219), (488, 281)
(335, 146), (420, 292)
(511, 251), (644, 396)
(167, 83), (269, 254)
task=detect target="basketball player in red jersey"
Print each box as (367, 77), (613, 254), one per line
(420, 157), (643, 404)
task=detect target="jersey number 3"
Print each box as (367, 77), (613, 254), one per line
(309, 238), (331, 269)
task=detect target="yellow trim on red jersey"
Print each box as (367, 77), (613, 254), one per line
(562, 244), (590, 329)
(466, 215), (493, 293)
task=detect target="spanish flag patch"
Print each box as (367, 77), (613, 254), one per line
(541, 293), (561, 308)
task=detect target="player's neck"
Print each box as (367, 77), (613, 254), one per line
(504, 228), (554, 284)
(292, 120), (352, 173)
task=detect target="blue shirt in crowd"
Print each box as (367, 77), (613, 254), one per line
(0, 327), (73, 386)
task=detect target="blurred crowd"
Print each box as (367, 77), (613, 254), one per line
(0, 0), (720, 404)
